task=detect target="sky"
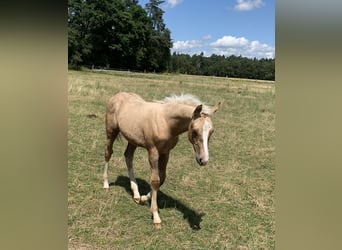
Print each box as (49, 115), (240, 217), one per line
(139, 0), (275, 59)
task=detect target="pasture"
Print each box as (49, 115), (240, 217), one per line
(68, 70), (275, 249)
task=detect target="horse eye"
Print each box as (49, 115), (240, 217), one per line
(192, 130), (198, 138)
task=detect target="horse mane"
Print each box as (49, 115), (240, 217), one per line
(156, 93), (211, 114)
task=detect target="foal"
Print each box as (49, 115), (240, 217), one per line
(103, 92), (220, 228)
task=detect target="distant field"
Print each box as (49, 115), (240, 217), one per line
(68, 70), (275, 249)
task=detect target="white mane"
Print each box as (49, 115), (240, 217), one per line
(156, 93), (211, 114)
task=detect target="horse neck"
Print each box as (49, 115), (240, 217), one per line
(165, 104), (194, 136)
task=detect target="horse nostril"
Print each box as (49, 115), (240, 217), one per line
(196, 156), (208, 166)
(198, 157), (206, 166)
(196, 157), (202, 165)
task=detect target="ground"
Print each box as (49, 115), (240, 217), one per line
(68, 70), (275, 249)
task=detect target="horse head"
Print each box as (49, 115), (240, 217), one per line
(188, 102), (221, 166)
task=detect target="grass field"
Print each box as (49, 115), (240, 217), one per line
(68, 70), (275, 249)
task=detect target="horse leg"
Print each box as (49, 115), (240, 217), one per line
(158, 153), (169, 187)
(140, 152), (169, 203)
(103, 129), (119, 190)
(124, 143), (140, 203)
(148, 147), (162, 228)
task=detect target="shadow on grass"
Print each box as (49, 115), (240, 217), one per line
(111, 175), (204, 230)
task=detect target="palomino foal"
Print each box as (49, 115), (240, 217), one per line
(103, 92), (220, 228)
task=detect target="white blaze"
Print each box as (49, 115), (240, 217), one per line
(202, 120), (211, 162)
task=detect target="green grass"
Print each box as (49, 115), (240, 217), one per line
(68, 70), (275, 249)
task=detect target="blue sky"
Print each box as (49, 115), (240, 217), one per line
(139, 0), (275, 59)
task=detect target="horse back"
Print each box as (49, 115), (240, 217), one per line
(106, 92), (168, 148)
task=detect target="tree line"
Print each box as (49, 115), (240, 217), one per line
(68, 0), (275, 80)
(170, 53), (275, 80)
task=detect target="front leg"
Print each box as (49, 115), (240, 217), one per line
(148, 147), (162, 228)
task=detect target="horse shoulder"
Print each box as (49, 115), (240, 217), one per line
(153, 109), (180, 152)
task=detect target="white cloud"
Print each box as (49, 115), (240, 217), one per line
(172, 35), (274, 59)
(210, 35), (274, 58)
(173, 40), (202, 50)
(167, 0), (184, 8)
(210, 35), (248, 47)
(234, 0), (264, 11)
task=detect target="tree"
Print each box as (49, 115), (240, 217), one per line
(68, 0), (95, 69)
(144, 0), (172, 72)
(68, 0), (171, 71)
(145, 0), (166, 32)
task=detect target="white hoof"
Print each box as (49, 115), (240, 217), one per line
(133, 196), (141, 204)
(141, 192), (151, 202)
(103, 181), (109, 189)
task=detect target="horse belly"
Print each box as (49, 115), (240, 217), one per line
(118, 120), (147, 147)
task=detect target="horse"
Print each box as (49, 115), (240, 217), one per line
(103, 92), (220, 228)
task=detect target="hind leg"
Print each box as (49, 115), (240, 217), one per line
(147, 147), (162, 228)
(124, 143), (140, 203)
(103, 128), (119, 190)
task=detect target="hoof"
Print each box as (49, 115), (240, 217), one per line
(103, 188), (109, 192)
(134, 197), (141, 204)
(141, 193), (151, 202)
(154, 223), (162, 229)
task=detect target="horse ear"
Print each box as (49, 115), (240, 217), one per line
(192, 104), (202, 119)
(211, 102), (221, 115)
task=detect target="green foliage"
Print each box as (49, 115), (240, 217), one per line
(170, 53), (275, 81)
(145, 0), (166, 32)
(68, 0), (172, 71)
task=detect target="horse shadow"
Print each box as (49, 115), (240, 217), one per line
(110, 176), (205, 230)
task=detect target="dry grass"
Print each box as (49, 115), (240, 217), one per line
(68, 70), (275, 249)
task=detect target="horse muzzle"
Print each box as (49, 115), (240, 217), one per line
(196, 156), (208, 166)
